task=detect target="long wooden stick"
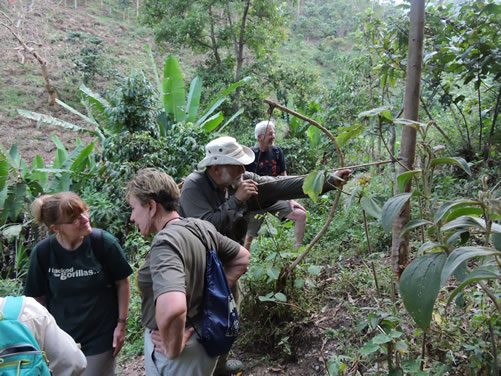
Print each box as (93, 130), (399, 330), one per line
(256, 159), (398, 186)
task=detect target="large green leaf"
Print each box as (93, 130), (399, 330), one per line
(441, 216), (501, 233)
(17, 109), (89, 134)
(393, 118), (428, 128)
(163, 54), (186, 123)
(1, 224), (23, 238)
(55, 98), (99, 127)
(400, 219), (433, 237)
(358, 106), (392, 120)
(418, 241), (444, 255)
(7, 183), (27, 220)
(195, 97), (226, 128)
(9, 145), (20, 169)
(206, 76), (251, 110)
(434, 200), (480, 224)
(303, 171), (325, 203)
(185, 76), (202, 123)
(446, 266), (500, 307)
(396, 170), (421, 193)
(70, 142), (96, 173)
(360, 195), (383, 220)
(336, 124), (365, 148)
(216, 108), (244, 135)
(144, 44), (162, 106)
(440, 246), (500, 286)
(381, 192), (413, 232)
(79, 84), (111, 121)
(0, 157), (7, 192)
(493, 233), (501, 251)
(201, 112), (224, 133)
(31, 155), (48, 188)
(400, 252), (447, 330)
(430, 157), (471, 176)
(307, 125), (323, 148)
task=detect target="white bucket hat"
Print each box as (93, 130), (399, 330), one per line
(198, 136), (255, 169)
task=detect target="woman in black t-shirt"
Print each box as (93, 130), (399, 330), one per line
(24, 192), (132, 376)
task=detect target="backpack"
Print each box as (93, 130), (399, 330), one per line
(0, 296), (52, 376)
(182, 222), (239, 357)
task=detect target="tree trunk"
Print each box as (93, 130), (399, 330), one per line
(483, 85), (501, 161)
(232, 0), (250, 113)
(391, 0), (425, 276)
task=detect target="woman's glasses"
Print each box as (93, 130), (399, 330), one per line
(60, 210), (91, 225)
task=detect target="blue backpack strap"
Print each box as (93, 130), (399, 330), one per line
(2, 296), (24, 321)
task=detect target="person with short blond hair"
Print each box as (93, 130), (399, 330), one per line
(126, 168), (250, 376)
(24, 192), (132, 376)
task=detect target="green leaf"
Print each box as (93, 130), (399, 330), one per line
(440, 246), (500, 286)
(372, 334), (392, 344)
(360, 342), (379, 355)
(79, 84), (111, 121)
(393, 118), (428, 128)
(56, 98), (99, 126)
(381, 193), (413, 232)
(308, 265), (321, 276)
(195, 97), (225, 127)
(307, 125), (323, 148)
(445, 207), (483, 222)
(266, 267), (280, 281)
(441, 216), (501, 233)
(274, 292), (287, 302)
(1, 224), (23, 238)
(201, 111), (224, 133)
(336, 124), (365, 148)
(433, 200), (480, 224)
(430, 157), (471, 176)
(0, 157), (7, 192)
(294, 279), (305, 289)
(446, 267), (500, 307)
(8, 183), (27, 220)
(303, 171), (325, 203)
(396, 170), (421, 193)
(358, 106), (392, 119)
(163, 55), (185, 123)
(360, 196), (382, 220)
(206, 76), (251, 110)
(418, 241), (443, 255)
(31, 155), (48, 187)
(144, 44), (162, 105)
(400, 219), (433, 237)
(216, 108), (244, 135)
(493, 233), (501, 251)
(185, 76), (202, 122)
(258, 292), (274, 302)
(17, 109), (98, 136)
(69, 142), (95, 173)
(400, 252), (447, 330)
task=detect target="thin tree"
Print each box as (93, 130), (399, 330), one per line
(391, 0), (425, 276)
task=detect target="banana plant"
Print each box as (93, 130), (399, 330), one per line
(17, 84), (110, 143)
(0, 137), (96, 228)
(159, 54), (249, 134)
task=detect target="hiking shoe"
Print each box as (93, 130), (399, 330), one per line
(214, 359), (244, 375)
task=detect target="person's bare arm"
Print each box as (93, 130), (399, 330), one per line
(155, 292), (193, 359)
(112, 277), (130, 356)
(223, 246), (250, 287)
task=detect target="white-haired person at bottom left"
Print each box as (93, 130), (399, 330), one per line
(0, 296), (87, 376)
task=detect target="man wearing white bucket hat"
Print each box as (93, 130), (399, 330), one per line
(179, 136), (351, 244)
(178, 136), (351, 375)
